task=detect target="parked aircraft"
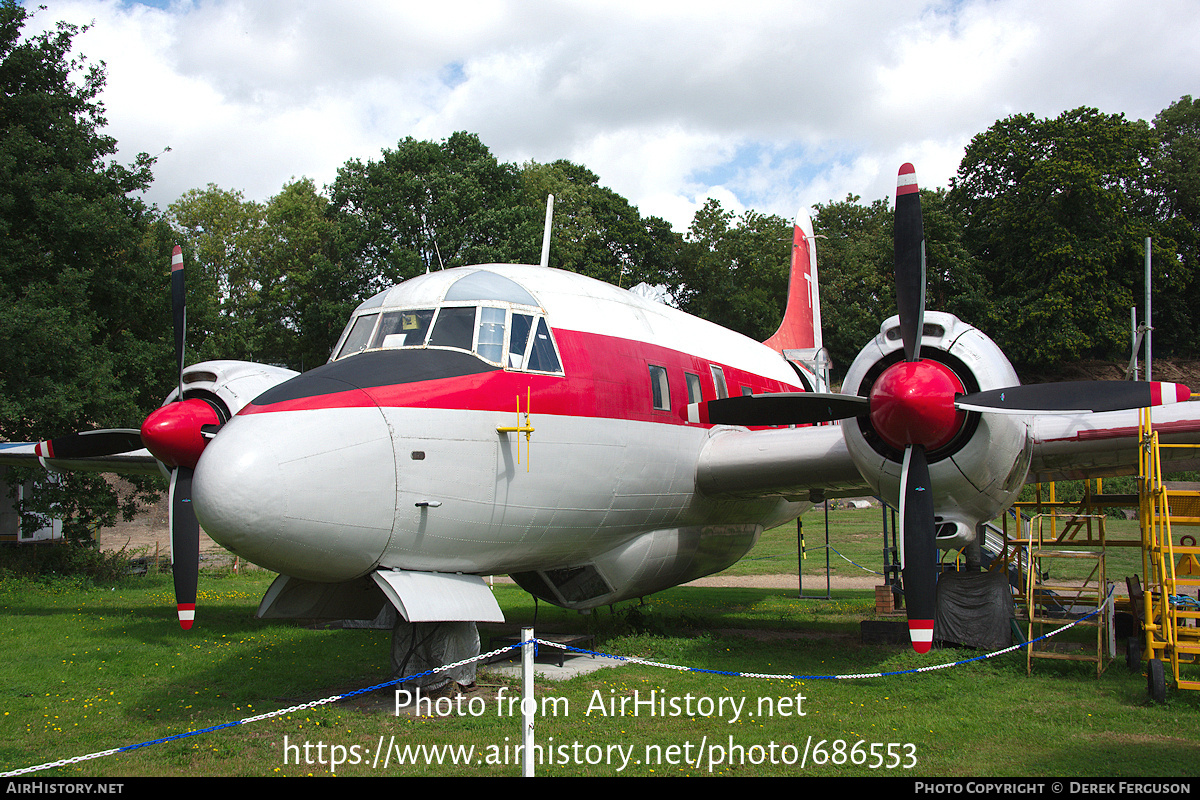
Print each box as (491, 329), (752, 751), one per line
(2, 166), (1197, 656)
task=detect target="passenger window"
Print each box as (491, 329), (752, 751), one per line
(711, 365), (728, 399)
(526, 318), (561, 373)
(338, 313), (378, 358)
(429, 307), (476, 351)
(685, 372), (702, 404)
(649, 365), (670, 411)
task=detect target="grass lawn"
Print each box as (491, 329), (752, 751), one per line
(2, 507), (1198, 778)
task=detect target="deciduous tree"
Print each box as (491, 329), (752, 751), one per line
(0, 2), (166, 541)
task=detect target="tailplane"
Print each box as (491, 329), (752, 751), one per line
(764, 209), (829, 390)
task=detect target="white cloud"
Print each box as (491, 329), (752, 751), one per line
(20, 0), (1200, 231)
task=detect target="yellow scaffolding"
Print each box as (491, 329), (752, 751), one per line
(1018, 512), (1111, 677)
(1138, 407), (1200, 700)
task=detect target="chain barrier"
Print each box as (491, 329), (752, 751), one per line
(2, 594), (1112, 777)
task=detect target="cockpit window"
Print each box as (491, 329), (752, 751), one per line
(372, 309), (433, 349)
(334, 302), (563, 375)
(429, 306), (476, 351)
(527, 318), (561, 373)
(339, 312), (378, 359)
(477, 307), (506, 363)
(508, 314), (533, 369)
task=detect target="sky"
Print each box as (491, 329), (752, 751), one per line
(19, 0), (1200, 233)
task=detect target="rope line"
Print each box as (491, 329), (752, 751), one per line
(2, 641), (524, 777)
(1, 594), (1112, 777)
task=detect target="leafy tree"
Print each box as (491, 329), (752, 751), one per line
(520, 159), (680, 288)
(1145, 96), (1200, 357)
(167, 184), (268, 363)
(329, 132), (540, 286)
(260, 178), (359, 370)
(671, 199), (791, 342)
(809, 194), (893, 376)
(949, 107), (1156, 368)
(0, 2), (167, 542)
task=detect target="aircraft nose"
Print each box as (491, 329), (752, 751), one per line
(191, 405), (397, 582)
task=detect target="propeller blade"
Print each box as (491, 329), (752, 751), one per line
(169, 466), (199, 630)
(955, 381), (1192, 415)
(686, 393), (870, 426)
(171, 245), (186, 399)
(899, 444), (937, 654)
(35, 429), (143, 460)
(894, 163), (926, 363)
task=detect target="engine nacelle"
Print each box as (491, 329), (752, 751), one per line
(841, 311), (1033, 550)
(165, 360), (300, 419)
(148, 360), (299, 479)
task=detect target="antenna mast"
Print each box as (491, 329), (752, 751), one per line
(540, 195), (554, 269)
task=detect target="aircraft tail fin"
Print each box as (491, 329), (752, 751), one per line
(763, 209), (828, 387)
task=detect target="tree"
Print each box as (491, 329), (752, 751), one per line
(949, 107), (1156, 368)
(167, 185), (268, 363)
(520, 159), (680, 288)
(809, 194), (893, 376)
(1145, 96), (1200, 357)
(0, 2), (167, 542)
(329, 132), (540, 287)
(168, 179), (386, 371)
(259, 178), (358, 370)
(671, 199), (791, 342)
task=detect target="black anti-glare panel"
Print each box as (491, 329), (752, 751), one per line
(252, 349), (501, 406)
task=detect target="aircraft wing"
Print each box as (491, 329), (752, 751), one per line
(695, 423), (869, 500)
(1028, 402), (1200, 482)
(0, 441), (161, 475)
(693, 398), (1200, 502)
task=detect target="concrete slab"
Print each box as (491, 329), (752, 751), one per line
(482, 640), (625, 681)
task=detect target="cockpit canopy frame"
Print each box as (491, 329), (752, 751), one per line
(329, 268), (564, 375)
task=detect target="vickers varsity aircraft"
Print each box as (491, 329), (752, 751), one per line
(2, 165), (1198, 655)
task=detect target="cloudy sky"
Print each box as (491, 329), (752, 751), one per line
(20, 0), (1200, 232)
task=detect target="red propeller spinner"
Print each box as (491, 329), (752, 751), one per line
(140, 398), (221, 470)
(868, 359), (966, 452)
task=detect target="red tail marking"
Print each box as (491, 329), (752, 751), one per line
(764, 212), (820, 353)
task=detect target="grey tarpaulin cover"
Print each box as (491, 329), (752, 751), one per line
(934, 570), (1014, 650)
(392, 621), (480, 689)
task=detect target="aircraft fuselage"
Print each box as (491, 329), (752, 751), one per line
(191, 264), (810, 606)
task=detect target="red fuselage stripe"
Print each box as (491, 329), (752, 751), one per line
(240, 328), (801, 423)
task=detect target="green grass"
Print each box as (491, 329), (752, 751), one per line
(727, 506), (890, 580)
(2, 508), (1199, 778)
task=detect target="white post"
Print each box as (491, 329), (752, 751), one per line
(522, 626), (535, 777)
